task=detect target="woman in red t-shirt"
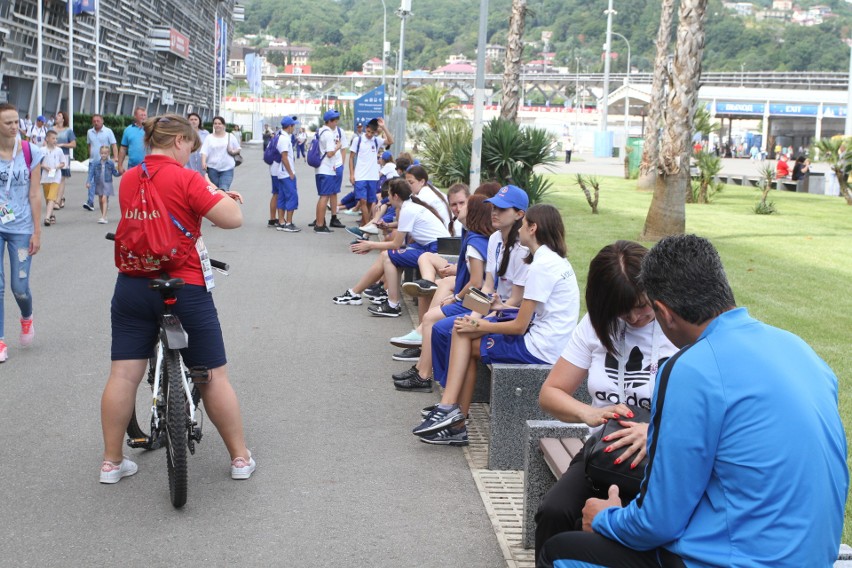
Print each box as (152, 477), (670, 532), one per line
(98, 114), (256, 484)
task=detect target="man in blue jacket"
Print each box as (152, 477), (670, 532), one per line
(539, 234), (848, 568)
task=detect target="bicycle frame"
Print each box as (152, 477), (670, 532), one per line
(148, 341), (200, 439)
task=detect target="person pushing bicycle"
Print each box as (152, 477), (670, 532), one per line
(99, 114), (255, 484)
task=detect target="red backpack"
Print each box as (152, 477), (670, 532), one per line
(113, 163), (197, 276)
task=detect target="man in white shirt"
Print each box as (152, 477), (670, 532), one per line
(348, 117), (394, 228)
(28, 115), (48, 147)
(313, 109), (345, 234)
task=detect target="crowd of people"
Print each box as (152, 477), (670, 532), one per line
(2, 102), (847, 566)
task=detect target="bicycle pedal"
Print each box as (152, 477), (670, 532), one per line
(127, 438), (149, 449)
(188, 366), (210, 384)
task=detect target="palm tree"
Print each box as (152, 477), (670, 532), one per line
(641, 0), (709, 240)
(500, 0), (527, 123)
(814, 137), (852, 205)
(406, 85), (462, 130)
(637, 0), (676, 191)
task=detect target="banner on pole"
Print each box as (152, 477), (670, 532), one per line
(245, 53), (263, 95)
(353, 85), (385, 131)
(216, 18), (228, 78)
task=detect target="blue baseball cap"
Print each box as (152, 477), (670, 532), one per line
(486, 185), (529, 211)
(381, 151), (392, 161)
(281, 116), (297, 127)
(36, 115), (46, 122)
(323, 109), (340, 122)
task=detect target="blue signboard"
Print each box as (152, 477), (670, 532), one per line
(769, 104), (819, 116)
(715, 102), (765, 115)
(822, 105), (848, 118)
(354, 85), (386, 131)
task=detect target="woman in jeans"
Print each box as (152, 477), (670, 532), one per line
(0, 103), (43, 362)
(199, 116), (240, 190)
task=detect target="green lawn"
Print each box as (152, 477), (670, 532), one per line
(545, 174), (852, 543)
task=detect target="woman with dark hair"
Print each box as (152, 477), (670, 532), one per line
(533, 240), (678, 556)
(332, 178), (450, 318)
(405, 165), (455, 236)
(199, 116), (240, 190)
(185, 112), (209, 176)
(53, 110), (76, 209)
(99, 114), (255, 483)
(411, 203), (580, 445)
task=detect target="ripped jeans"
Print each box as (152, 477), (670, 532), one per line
(0, 231), (33, 339)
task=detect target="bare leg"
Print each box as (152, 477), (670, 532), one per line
(269, 195), (277, 220)
(360, 200), (371, 227)
(315, 195), (329, 226)
(381, 253), (402, 304)
(415, 306), (449, 378)
(440, 332), (483, 406)
(99, 195), (108, 219)
(196, 365), (250, 460)
(101, 359), (148, 463)
(352, 252), (387, 294)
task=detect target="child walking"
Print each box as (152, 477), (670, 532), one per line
(40, 130), (66, 226)
(86, 145), (121, 224)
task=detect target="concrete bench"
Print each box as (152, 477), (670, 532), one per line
(779, 180), (798, 192)
(488, 364), (592, 471)
(522, 420), (590, 548)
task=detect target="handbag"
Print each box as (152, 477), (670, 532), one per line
(583, 404), (650, 499)
(583, 322), (661, 499)
(230, 133), (243, 167)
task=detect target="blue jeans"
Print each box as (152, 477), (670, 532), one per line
(0, 232), (34, 339)
(207, 167), (235, 190)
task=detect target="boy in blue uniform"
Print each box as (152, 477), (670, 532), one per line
(539, 234), (848, 568)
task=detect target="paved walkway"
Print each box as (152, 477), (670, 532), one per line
(0, 149), (505, 566)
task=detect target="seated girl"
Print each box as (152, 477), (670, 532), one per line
(410, 204), (580, 445)
(533, 241), (678, 557)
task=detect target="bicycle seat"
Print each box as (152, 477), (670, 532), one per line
(149, 277), (186, 292)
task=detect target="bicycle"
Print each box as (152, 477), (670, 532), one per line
(106, 233), (229, 508)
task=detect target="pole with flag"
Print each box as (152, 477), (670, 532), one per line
(37, 0), (43, 117)
(68, 0), (74, 129)
(94, 0), (100, 113)
(213, 10), (219, 116)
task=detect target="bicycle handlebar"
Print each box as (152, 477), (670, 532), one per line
(105, 233), (230, 272)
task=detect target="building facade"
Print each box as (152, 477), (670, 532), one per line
(0, 0), (241, 119)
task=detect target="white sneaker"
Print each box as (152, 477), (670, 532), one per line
(98, 218), (108, 224)
(99, 457), (138, 484)
(20, 318), (34, 347)
(359, 223), (379, 235)
(231, 451), (256, 480)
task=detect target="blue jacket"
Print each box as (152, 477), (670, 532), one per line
(453, 230), (490, 296)
(593, 308), (848, 567)
(87, 158), (120, 187)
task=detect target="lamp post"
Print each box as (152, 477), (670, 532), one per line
(611, 31), (630, 145)
(380, 0), (387, 87)
(575, 56), (581, 140)
(595, 0), (616, 157)
(470, 0), (489, 190)
(391, 0), (412, 152)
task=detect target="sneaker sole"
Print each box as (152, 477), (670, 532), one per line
(231, 466), (256, 480)
(401, 282), (437, 298)
(391, 353), (421, 362)
(99, 461), (138, 484)
(367, 296), (387, 305)
(389, 337), (422, 348)
(394, 383), (433, 393)
(368, 310), (401, 317)
(332, 298), (363, 305)
(419, 435), (469, 446)
(413, 412), (466, 436)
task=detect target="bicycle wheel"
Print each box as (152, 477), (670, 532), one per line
(163, 349), (189, 508)
(126, 357), (164, 450)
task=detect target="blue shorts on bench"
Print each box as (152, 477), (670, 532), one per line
(388, 241), (438, 268)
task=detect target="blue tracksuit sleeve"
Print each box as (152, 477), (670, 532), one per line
(593, 350), (724, 549)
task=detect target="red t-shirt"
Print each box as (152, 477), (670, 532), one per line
(117, 154), (224, 286)
(776, 159), (790, 178)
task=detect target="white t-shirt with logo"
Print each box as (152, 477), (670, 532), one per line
(349, 134), (385, 181)
(486, 231), (530, 301)
(317, 126), (346, 175)
(270, 132), (294, 178)
(522, 245), (580, 363)
(380, 163), (398, 180)
(561, 314), (678, 417)
(417, 185), (452, 229)
(28, 125), (48, 147)
(397, 200), (451, 246)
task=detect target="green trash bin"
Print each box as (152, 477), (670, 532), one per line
(627, 138), (644, 178)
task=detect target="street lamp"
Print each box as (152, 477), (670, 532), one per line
(596, 0), (616, 157)
(379, 0), (387, 87)
(611, 31), (631, 145)
(391, 0), (412, 152)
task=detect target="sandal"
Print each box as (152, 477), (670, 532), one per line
(59, 197), (65, 209)
(44, 218), (50, 227)
(49, 215), (56, 225)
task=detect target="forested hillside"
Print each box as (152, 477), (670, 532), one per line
(237, 0), (852, 74)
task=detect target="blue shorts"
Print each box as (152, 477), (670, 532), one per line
(440, 301), (470, 318)
(479, 333), (548, 365)
(341, 191), (357, 209)
(354, 180), (379, 203)
(335, 165), (344, 193)
(382, 205), (396, 224)
(110, 275), (227, 369)
(270, 175), (282, 195)
(388, 241), (438, 268)
(316, 173), (338, 196)
(278, 176), (298, 211)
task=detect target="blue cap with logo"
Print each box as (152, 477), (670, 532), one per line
(323, 109), (341, 122)
(486, 185), (529, 211)
(381, 151), (392, 162)
(36, 115), (46, 123)
(281, 116), (297, 127)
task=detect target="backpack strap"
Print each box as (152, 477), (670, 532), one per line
(21, 140), (32, 170)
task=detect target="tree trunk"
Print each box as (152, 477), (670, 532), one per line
(642, 0), (708, 240)
(637, 0), (676, 191)
(501, 0), (527, 123)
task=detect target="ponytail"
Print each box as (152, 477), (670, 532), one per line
(389, 178), (444, 225)
(498, 218), (522, 277)
(425, 182), (454, 236)
(410, 195), (445, 225)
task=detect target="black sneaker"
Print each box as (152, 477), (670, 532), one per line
(314, 225), (332, 234)
(402, 279), (438, 297)
(332, 290), (363, 305)
(267, 219), (277, 228)
(419, 425), (469, 446)
(420, 404), (469, 421)
(413, 404), (465, 436)
(368, 301), (401, 317)
(364, 283), (387, 297)
(330, 217), (346, 229)
(392, 365), (420, 381)
(394, 374), (433, 393)
(82, 202), (94, 211)
(392, 347), (422, 362)
(308, 220), (317, 227)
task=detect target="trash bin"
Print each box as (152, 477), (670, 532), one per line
(612, 147), (620, 158)
(627, 138), (644, 178)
